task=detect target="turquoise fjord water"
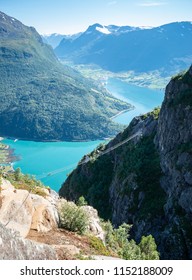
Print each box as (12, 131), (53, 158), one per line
(2, 78), (164, 192)
(2, 139), (102, 192)
(107, 78), (164, 125)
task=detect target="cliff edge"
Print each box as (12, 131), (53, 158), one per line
(60, 66), (192, 259)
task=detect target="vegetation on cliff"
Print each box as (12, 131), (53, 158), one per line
(58, 199), (89, 235)
(103, 222), (159, 260)
(0, 167), (49, 197)
(0, 142), (8, 164)
(60, 109), (165, 221)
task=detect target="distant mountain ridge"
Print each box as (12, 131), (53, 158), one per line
(0, 11), (130, 141)
(55, 21), (192, 74)
(42, 32), (82, 48)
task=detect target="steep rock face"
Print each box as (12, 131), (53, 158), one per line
(0, 222), (57, 259)
(157, 67), (192, 208)
(60, 109), (165, 238)
(60, 66), (192, 259)
(155, 66), (192, 259)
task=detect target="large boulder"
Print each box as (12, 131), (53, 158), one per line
(1, 178), (15, 191)
(0, 178), (59, 237)
(82, 205), (105, 241)
(30, 193), (59, 232)
(0, 222), (57, 260)
(0, 188), (33, 237)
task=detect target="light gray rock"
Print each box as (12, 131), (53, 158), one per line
(81, 205), (105, 241)
(53, 245), (80, 257)
(30, 193), (59, 233)
(0, 189), (33, 237)
(1, 178), (14, 191)
(0, 222), (57, 260)
(0, 180), (59, 237)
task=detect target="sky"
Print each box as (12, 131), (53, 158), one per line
(0, 0), (192, 35)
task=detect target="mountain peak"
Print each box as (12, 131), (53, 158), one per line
(85, 23), (103, 33)
(0, 10), (40, 41)
(85, 23), (139, 35)
(55, 21), (192, 73)
(0, 10), (23, 29)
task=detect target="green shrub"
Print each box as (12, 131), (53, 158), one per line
(104, 221), (132, 256)
(6, 170), (49, 197)
(103, 221), (159, 260)
(103, 221), (116, 250)
(121, 239), (141, 260)
(142, 107), (160, 120)
(89, 236), (110, 256)
(14, 167), (21, 181)
(114, 223), (132, 248)
(76, 196), (88, 207)
(58, 199), (89, 235)
(139, 235), (160, 260)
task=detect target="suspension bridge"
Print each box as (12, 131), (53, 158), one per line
(36, 129), (142, 180)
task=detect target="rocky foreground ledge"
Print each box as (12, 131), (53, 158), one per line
(0, 178), (107, 260)
(0, 223), (57, 260)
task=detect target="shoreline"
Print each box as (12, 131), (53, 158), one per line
(0, 137), (19, 165)
(110, 108), (134, 120)
(2, 136), (105, 144)
(0, 78), (133, 144)
(104, 78), (135, 120)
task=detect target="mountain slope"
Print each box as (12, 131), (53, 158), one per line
(55, 23), (141, 59)
(0, 11), (130, 141)
(60, 66), (192, 259)
(55, 22), (192, 74)
(42, 33), (82, 48)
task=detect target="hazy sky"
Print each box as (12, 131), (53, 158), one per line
(0, 0), (191, 34)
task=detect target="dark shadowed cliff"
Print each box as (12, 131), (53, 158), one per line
(60, 66), (192, 259)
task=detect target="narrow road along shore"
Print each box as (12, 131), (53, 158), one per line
(110, 108), (134, 120)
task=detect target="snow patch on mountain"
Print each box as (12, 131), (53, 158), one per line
(96, 26), (111, 34)
(139, 26), (153, 29)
